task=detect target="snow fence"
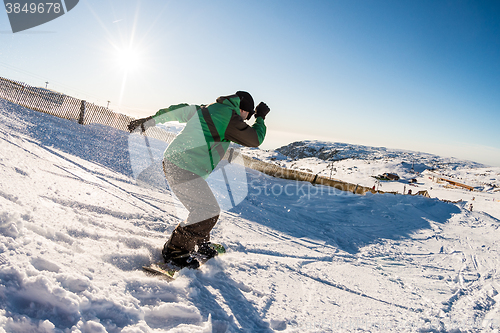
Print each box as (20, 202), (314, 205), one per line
(0, 76), (383, 196)
(239, 154), (378, 195)
(0, 76), (175, 144)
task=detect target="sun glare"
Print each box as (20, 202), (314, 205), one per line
(112, 44), (145, 105)
(115, 47), (143, 72)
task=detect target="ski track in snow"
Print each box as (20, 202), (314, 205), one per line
(0, 98), (500, 332)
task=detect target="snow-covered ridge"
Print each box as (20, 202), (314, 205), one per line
(242, 141), (500, 194)
(276, 140), (486, 170)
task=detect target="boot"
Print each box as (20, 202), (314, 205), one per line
(162, 244), (200, 269)
(197, 242), (219, 259)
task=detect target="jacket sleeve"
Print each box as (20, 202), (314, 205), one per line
(152, 104), (198, 124)
(224, 111), (266, 147)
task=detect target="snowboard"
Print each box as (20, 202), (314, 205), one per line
(143, 243), (226, 280)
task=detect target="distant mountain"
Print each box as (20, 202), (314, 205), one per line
(275, 140), (486, 171)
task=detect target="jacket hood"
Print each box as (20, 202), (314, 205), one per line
(216, 95), (241, 115)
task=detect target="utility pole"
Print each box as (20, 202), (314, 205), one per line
(328, 162), (335, 179)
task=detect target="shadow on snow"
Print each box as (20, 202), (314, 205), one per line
(231, 170), (461, 254)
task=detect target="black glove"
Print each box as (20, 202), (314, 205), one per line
(255, 102), (270, 120)
(128, 116), (155, 133)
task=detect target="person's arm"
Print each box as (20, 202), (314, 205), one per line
(224, 111), (266, 147)
(153, 104), (198, 124)
(127, 104), (198, 132)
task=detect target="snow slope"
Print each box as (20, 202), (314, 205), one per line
(1, 98), (500, 332)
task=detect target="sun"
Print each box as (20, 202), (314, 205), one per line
(115, 46), (143, 72)
(112, 44), (146, 105)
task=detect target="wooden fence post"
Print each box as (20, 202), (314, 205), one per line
(78, 100), (86, 124)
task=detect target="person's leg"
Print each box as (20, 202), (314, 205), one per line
(162, 160), (220, 257)
(164, 215), (218, 252)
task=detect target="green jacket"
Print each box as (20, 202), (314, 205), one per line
(153, 95), (266, 178)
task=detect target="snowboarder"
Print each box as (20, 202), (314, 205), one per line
(128, 91), (270, 268)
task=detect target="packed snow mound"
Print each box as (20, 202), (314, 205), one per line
(1, 98), (500, 332)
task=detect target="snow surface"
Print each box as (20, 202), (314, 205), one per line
(1, 98), (500, 332)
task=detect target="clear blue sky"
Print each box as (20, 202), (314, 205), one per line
(1, 0), (499, 166)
